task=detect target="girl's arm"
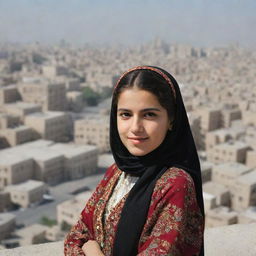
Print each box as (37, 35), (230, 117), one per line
(64, 164), (116, 256)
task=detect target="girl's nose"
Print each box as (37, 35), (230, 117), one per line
(130, 117), (144, 133)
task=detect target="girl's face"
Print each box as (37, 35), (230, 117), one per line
(117, 87), (171, 156)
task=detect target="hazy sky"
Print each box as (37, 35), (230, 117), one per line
(0, 0), (255, 47)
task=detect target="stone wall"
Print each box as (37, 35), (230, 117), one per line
(1, 223), (256, 256)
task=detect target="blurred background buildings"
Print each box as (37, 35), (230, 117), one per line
(0, 0), (256, 251)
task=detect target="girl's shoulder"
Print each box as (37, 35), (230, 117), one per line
(154, 167), (195, 194)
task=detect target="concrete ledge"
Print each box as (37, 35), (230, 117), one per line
(205, 223), (256, 256)
(0, 241), (63, 256)
(1, 223), (256, 255)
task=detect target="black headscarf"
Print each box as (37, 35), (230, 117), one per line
(110, 66), (204, 256)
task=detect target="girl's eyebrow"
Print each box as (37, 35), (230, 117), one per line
(117, 108), (161, 112)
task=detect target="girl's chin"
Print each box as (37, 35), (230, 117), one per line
(127, 147), (152, 157)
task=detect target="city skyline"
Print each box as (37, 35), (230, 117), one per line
(0, 0), (255, 48)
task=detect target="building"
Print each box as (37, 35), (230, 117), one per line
(203, 181), (230, 207)
(3, 101), (42, 122)
(0, 154), (34, 189)
(30, 148), (64, 185)
(42, 65), (69, 78)
(238, 207), (256, 224)
(207, 141), (251, 164)
(49, 143), (98, 180)
(25, 112), (71, 142)
(205, 206), (238, 228)
(0, 114), (19, 130)
(74, 115), (110, 153)
(211, 162), (253, 190)
(45, 225), (64, 242)
(66, 91), (83, 112)
(196, 107), (222, 149)
(246, 150), (256, 168)
(6, 180), (47, 208)
(242, 110), (256, 127)
(221, 108), (241, 128)
(0, 126), (34, 147)
(0, 85), (20, 105)
(200, 161), (213, 183)
(0, 191), (11, 212)
(232, 170), (256, 211)
(57, 191), (92, 226)
(19, 80), (67, 111)
(203, 192), (217, 213)
(16, 224), (48, 246)
(0, 213), (16, 241)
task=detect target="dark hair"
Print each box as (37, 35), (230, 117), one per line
(113, 69), (176, 122)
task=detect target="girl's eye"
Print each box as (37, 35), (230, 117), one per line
(119, 112), (131, 118)
(144, 112), (157, 118)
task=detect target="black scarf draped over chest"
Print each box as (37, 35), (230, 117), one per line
(110, 66), (204, 256)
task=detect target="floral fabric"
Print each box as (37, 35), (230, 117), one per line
(64, 164), (204, 256)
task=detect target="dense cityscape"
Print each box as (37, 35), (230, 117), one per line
(0, 39), (256, 249)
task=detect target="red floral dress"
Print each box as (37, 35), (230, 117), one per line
(64, 164), (204, 256)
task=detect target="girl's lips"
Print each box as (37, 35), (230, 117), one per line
(128, 137), (149, 144)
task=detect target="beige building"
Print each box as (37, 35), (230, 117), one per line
(198, 107), (222, 132)
(18, 80), (67, 111)
(242, 110), (256, 126)
(201, 161), (213, 183)
(238, 207), (256, 224)
(45, 225), (64, 242)
(0, 191), (11, 212)
(42, 65), (69, 78)
(205, 206), (238, 228)
(211, 162), (253, 190)
(205, 127), (245, 152)
(0, 125), (34, 147)
(16, 224), (48, 246)
(203, 192), (217, 213)
(57, 191), (92, 226)
(0, 154), (34, 189)
(196, 107), (222, 149)
(31, 149), (64, 185)
(188, 113), (202, 149)
(56, 77), (81, 91)
(66, 91), (83, 112)
(0, 114), (19, 129)
(6, 180), (47, 208)
(3, 101), (42, 122)
(232, 170), (256, 211)
(207, 141), (251, 164)
(246, 150), (256, 168)
(0, 85), (19, 105)
(221, 108), (241, 128)
(75, 115), (110, 153)
(203, 181), (230, 207)
(0, 213), (16, 241)
(49, 143), (98, 180)
(25, 111), (71, 142)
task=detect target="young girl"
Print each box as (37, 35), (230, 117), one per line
(64, 66), (205, 256)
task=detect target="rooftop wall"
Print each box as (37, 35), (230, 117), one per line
(1, 223), (256, 256)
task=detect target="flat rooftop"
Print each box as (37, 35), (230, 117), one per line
(213, 162), (253, 177)
(0, 152), (33, 166)
(237, 170), (256, 185)
(5, 101), (41, 110)
(6, 180), (45, 192)
(215, 141), (250, 150)
(26, 111), (66, 119)
(49, 143), (97, 157)
(0, 213), (16, 226)
(203, 181), (229, 195)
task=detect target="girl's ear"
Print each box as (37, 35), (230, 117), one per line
(168, 120), (173, 131)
